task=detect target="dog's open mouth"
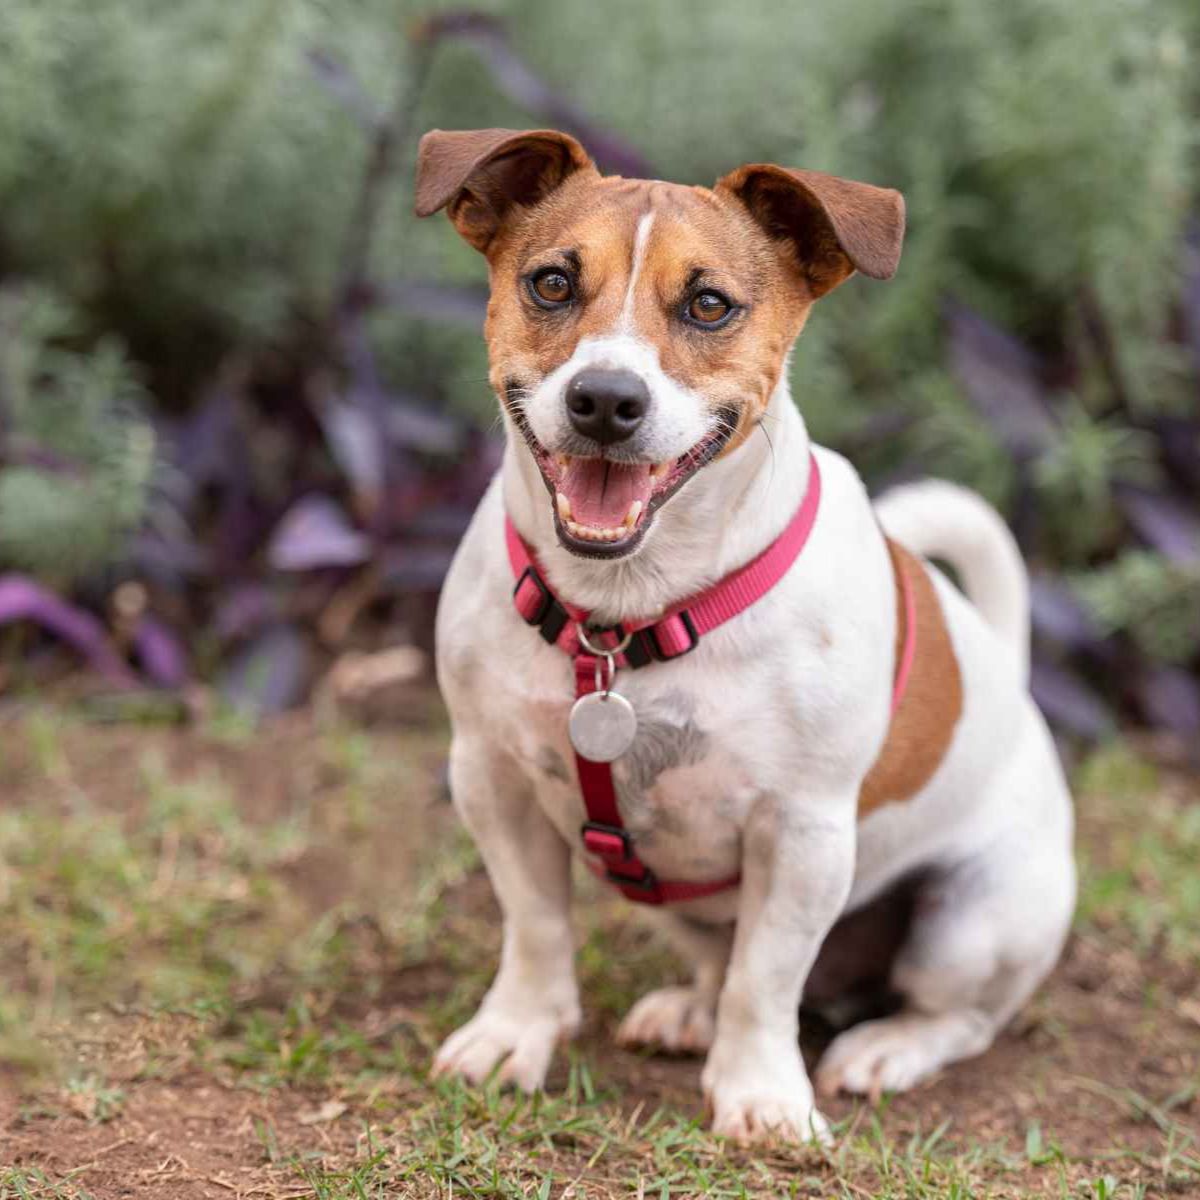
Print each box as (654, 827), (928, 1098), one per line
(526, 415), (737, 557)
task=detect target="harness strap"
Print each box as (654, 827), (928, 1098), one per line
(504, 452), (915, 906)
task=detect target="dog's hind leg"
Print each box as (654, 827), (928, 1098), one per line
(816, 731), (1075, 1098)
(616, 914), (733, 1055)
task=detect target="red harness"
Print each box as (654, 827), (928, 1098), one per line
(504, 453), (916, 906)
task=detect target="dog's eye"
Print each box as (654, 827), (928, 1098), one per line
(687, 290), (733, 326)
(530, 269), (573, 307)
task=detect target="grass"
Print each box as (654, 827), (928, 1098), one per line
(0, 701), (1196, 1198)
(1074, 743), (1200, 964)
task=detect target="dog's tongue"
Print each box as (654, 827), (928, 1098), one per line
(559, 458), (654, 528)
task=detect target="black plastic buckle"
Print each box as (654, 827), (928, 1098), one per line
(605, 863), (660, 892)
(624, 630), (655, 669)
(514, 566), (551, 624)
(514, 567), (568, 644)
(580, 822), (659, 891)
(644, 608), (700, 661)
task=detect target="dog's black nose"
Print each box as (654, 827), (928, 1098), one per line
(565, 368), (649, 445)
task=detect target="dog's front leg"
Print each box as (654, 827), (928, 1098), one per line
(701, 792), (855, 1144)
(431, 738), (580, 1091)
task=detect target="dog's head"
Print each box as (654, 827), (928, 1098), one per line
(415, 128), (904, 559)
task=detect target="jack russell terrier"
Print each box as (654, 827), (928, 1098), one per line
(415, 127), (1075, 1144)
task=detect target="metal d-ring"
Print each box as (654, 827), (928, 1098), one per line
(593, 652), (616, 697)
(576, 624), (633, 658)
(577, 625), (631, 699)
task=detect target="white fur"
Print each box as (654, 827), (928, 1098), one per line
(433, 218), (1074, 1144)
(875, 479), (1031, 681)
(518, 331), (715, 491)
(617, 212), (656, 333)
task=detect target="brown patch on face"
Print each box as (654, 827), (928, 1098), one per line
(482, 174), (815, 449)
(858, 542), (964, 818)
(414, 128), (596, 252)
(714, 164), (906, 294)
(483, 175), (647, 390)
(415, 131), (905, 469)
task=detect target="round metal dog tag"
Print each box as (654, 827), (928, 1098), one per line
(569, 690), (637, 762)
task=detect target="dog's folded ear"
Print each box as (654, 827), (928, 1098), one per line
(715, 164), (905, 298)
(414, 128), (595, 253)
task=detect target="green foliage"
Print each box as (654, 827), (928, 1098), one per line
(1033, 403), (1158, 561)
(0, 287), (156, 583)
(0, 0), (1195, 665)
(1075, 551), (1200, 664)
(1076, 742), (1200, 961)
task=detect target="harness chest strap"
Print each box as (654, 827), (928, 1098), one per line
(504, 453), (917, 906)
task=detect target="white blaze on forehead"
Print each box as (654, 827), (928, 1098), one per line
(518, 209), (711, 466)
(617, 211), (656, 334)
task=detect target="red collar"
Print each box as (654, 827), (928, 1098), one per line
(503, 453), (914, 905)
(507, 452), (825, 670)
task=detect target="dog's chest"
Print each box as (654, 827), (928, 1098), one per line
(509, 670), (760, 879)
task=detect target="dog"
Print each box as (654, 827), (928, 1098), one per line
(414, 127), (1075, 1143)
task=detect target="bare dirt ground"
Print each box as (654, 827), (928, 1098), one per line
(0, 698), (1196, 1198)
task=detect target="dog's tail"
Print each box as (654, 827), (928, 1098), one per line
(874, 480), (1030, 682)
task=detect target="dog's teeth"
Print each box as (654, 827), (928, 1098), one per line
(649, 461), (667, 479)
(623, 500), (643, 529)
(556, 492), (572, 521)
(555, 454), (570, 468)
(564, 516), (631, 542)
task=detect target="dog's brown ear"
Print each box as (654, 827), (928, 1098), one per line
(715, 164), (905, 298)
(414, 128), (595, 253)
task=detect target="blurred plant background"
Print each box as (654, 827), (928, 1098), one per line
(0, 0), (1197, 744)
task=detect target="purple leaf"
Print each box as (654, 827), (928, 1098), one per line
(130, 527), (210, 582)
(315, 395), (387, 507)
(379, 544), (457, 590)
(944, 301), (1058, 458)
(217, 623), (312, 716)
(1029, 659), (1114, 740)
(1153, 416), (1200, 493)
(1114, 484), (1200, 565)
(417, 13), (653, 178)
(1134, 664), (1200, 740)
(166, 377), (245, 493)
(401, 502), (476, 540)
(387, 396), (465, 456)
(0, 574), (136, 685)
(213, 582), (278, 643)
(1029, 575), (1104, 651)
(268, 494), (372, 572)
(133, 615), (190, 689)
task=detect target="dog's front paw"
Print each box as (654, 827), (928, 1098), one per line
(431, 1001), (580, 1092)
(702, 1045), (830, 1146)
(616, 986), (715, 1055)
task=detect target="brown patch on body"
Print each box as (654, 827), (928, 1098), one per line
(858, 541), (964, 818)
